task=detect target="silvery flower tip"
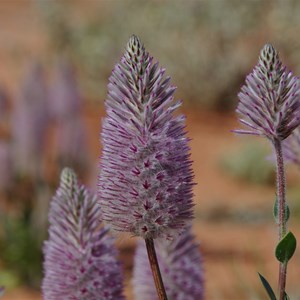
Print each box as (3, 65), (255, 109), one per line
(43, 168), (124, 300)
(234, 44), (300, 142)
(99, 35), (194, 240)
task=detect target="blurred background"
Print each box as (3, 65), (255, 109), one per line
(1, 0), (300, 299)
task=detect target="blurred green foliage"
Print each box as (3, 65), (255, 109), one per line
(37, 0), (300, 110)
(220, 142), (275, 185)
(0, 210), (43, 288)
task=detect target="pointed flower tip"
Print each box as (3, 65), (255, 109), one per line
(60, 167), (77, 188)
(259, 43), (280, 72)
(127, 35), (144, 55)
(129, 34), (141, 44)
(261, 43), (277, 56)
(260, 44), (278, 64)
(60, 167), (75, 180)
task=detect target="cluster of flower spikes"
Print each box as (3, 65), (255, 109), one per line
(43, 168), (124, 300)
(99, 35), (194, 240)
(234, 44), (300, 142)
(133, 226), (204, 300)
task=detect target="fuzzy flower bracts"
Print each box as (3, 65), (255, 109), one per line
(43, 168), (124, 300)
(133, 227), (204, 300)
(235, 44), (300, 142)
(99, 35), (194, 239)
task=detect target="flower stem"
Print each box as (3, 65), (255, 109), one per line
(274, 138), (288, 300)
(145, 238), (168, 300)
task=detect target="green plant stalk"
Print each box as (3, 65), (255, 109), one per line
(274, 138), (288, 300)
(145, 238), (168, 300)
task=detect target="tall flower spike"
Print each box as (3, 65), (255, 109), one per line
(43, 168), (124, 300)
(133, 227), (204, 300)
(234, 45), (297, 299)
(50, 58), (82, 120)
(12, 62), (49, 178)
(234, 44), (300, 142)
(99, 35), (194, 239)
(50, 59), (88, 170)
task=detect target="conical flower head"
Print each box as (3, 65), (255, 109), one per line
(133, 227), (204, 299)
(99, 35), (194, 239)
(234, 44), (300, 141)
(43, 168), (124, 300)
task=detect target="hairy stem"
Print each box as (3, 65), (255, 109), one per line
(145, 238), (168, 300)
(274, 138), (287, 300)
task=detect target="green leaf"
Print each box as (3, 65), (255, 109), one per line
(284, 292), (290, 300)
(275, 231), (297, 263)
(273, 196), (290, 224)
(258, 273), (277, 300)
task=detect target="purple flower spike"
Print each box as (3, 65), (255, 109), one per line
(50, 58), (82, 120)
(99, 35), (194, 239)
(11, 62), (49, 177)
(133, 227), (204, 300)
(234, 44), (300, 142)
(43, 168), (124, 300)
